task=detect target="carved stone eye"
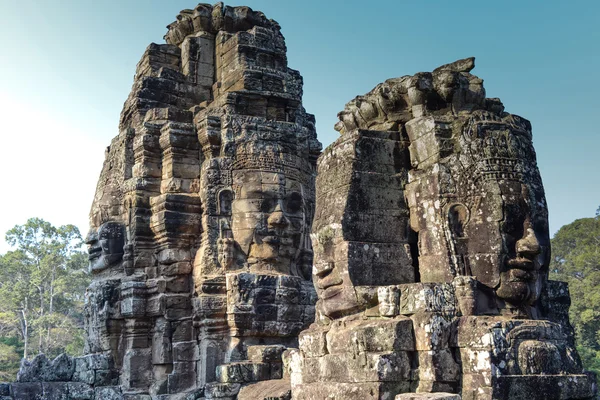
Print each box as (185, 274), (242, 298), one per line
(259, 198), (275, 213)
(285, 192), (303, 213)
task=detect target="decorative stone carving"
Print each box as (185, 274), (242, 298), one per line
(3, 6), (595, 400)
(86, 222), (126, 272)
(81, 3), (320, 399)
(291, 58), (597, 400)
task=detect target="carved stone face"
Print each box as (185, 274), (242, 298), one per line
(455, 118), (550, 310)
(312, 235), (360, 320)
(231, 170), (306, 274)
(86, 222), (125, 272)
(458, 181), (549, 308)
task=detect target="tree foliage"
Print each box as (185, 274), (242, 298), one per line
(0, 218), (90, 380)
(550, 211), (600, 376)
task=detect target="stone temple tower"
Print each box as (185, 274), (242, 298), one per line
(83, 3), (320, 399)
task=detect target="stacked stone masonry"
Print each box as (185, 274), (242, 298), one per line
(0, 3), (596, 400)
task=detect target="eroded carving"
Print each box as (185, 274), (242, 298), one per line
(291, 58), (596, 400)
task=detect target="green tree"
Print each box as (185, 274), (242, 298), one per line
(550, 210), (600, 375)
(0, 218), (90, 379)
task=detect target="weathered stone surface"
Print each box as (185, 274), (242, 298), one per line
(396, 394), (461, 400)
(291, 57), (597, 400)
(94, 386), (123, 400)
(237, 379), (291, 400)
(10, 382), (43, 399)
(77, 2), (320, 399)
(67, 382), (94, 400)
(16, 354), (75, 383)
(5, 6), (594, 400)
(41, 382), (69, 400)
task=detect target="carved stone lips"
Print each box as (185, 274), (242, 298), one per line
(258, 234), (295, 246)
(88, 246), (102, 261)
(317, 273), (343, 291)
(261, 236), (281, 245)
(506, 267), (533, 282)
(507, 256), (536, 271)
(321, 285), (343, 300)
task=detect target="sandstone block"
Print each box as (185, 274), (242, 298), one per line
(396, 393), (461, 399)
(66, 382), (94, 400)
(237, 379), (291, 400)
(216, 362), (270, 383)
(410, 312), (452, 351)
(299, 327), (328, 357)
(94, 386), (123, 400)
(247, 345), (286, 363)
(11, 382), (43, 398)
(326, 318), (415, 355)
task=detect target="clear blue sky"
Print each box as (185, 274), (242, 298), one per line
(0, 0), (598, 251)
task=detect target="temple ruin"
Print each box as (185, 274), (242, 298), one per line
(0, 3), (596, 400)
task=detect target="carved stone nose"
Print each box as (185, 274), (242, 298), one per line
(314, 261), (334, 278)
(267, 204), (289, 228)
(516, 227), (541, 258)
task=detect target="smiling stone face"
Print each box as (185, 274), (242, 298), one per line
(405, 111), (551, 316)
(86, 221), (125, 272)
(309, 128), (415, 321)
(460, 179), (550, 308)
(458, 113), (550, 311)
(230, 170), (307, 275)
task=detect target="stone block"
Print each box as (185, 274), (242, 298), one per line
(0, 384), (8, 396)
(172, 341), (199, 362)
(11, 382), (43, 399)
(270, 362), (284, 379)
(172, 319), (194, 342)
(73, 369), (95, 384)
(157, 248), (191, 264)
(66, 382), (94, 400)
(292, 381), (410, 400)
(317, 352), (411, 383)
(167, 371), (197, 394)
(237, 379), (291, 400)
(122, 349), (152, 390)
(216, 362), (271, 383)
(42, 382), (69, 400)
(255, 304), (278, 321)
(123, 395), (152, 400)
(299, 326), (328, 357)
(247, 345), (286, 363)
(410, 312), (452, 350)
(160, 261), (192, 276)
(172, 361), (196, 375)
(326, 318), (415, 355)
(278, 304), (304, 322)
(396, 393), (461, 399)
(493, 374), (595, 400)
(46, 354), (75, 381)
(416, 350), (460, 383)
(204, 382), (241, 399)
(399, 283), (456, 315)
(164, 294), (191, 310)
(94, 386), (123, 400)
(77, 354), (113, 370)
(94, 368), (120, 386)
